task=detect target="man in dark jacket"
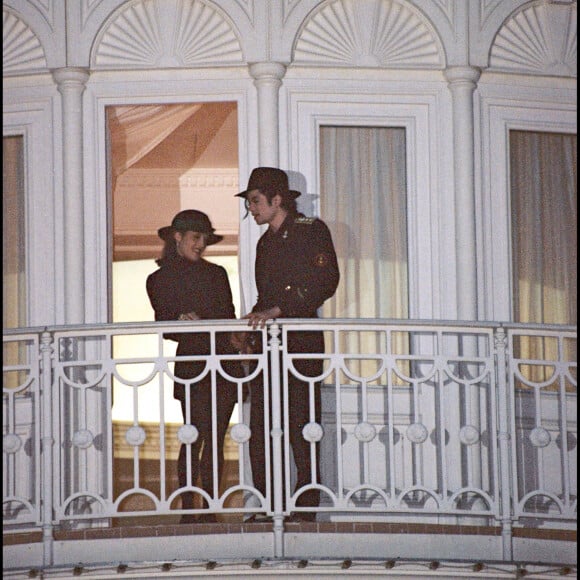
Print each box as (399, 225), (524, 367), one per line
(234, 167), (339, 522)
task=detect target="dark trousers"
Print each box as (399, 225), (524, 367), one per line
(249, 362), (322, 515)
(177, 380), (237, 509)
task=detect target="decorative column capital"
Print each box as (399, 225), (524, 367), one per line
(248, 61), (287, 83)
(444, 66), (481, 89)
(52, 67), (90, 91)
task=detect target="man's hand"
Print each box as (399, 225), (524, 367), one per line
(244, 307), (282, 329)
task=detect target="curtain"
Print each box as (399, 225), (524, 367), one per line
(3, 136), (25, 389)
(510, 130), (577, 383)
(3, 135), (25, 330)
(319, 126), (408, 382)
(320, 126), (408, 319)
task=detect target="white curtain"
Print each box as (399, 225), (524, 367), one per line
(510, 130), (577, 380)
(319, 126), (408, 320)
(319, 126), (408, 381)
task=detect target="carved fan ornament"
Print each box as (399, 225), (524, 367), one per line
(93, 0), (243, 69)
(294, 0), (443, 68)
(490, 2), (577, 76)
(3, 9), (47, 73)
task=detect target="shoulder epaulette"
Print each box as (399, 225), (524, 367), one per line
(294, 217), (315, 225)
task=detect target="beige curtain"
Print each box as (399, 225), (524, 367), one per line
(3, 135), (25, 330)
(3, 136), (26, 388)
(319, 126), (408, 382)
(510, 130), (577, 383)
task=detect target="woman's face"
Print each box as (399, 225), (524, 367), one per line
(175, 230), (208, 262)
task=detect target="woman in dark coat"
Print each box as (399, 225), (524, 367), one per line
(146, 210), (238, 524)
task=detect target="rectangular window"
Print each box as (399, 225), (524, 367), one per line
(509, 130), (577, 382)
(3, 135), (26, 330)
(319, 126), (409, 381)
(106, 103), (240, 424)
(510, 130), (577, 326)
(319, 126), (408, 320)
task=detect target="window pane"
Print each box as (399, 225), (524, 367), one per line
(3, 135), (26, 329)
(510, 131), (577, 325)
(319, 126), (408, 320)
(319, 126), (409, 382)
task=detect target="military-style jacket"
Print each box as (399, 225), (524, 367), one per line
(253, 213), (340, 319)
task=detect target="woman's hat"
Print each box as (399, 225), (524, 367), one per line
(235, 167), (301, 200)
(157, 210), (223, 245)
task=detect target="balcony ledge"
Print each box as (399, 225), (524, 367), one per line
(4, 522), (576, 576)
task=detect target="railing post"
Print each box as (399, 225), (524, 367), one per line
(40, 329), (55, 566)
(494, 325), (513, 561)
(268, 322), (285, 558)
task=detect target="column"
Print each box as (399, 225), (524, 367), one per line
(52, 69), (106, 529)
(444, 66), (481, 321)
(248, 62), (286, 166)
(239, 62), (288, 314)
(444, 67), (484, 516)
(52, 68), (90, 324)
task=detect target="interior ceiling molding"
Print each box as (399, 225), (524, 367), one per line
(132, 103), (238, 170)
(92, 0), (244, 69)
(110, 103), (239, 262)
(489, 2), (577, 77)
(115, 167), (239, 194)
(293, 0), (444, 69)
(113, 166), (240, 261)
(3, 8), (47, 74)
(112, 233), (239, 262)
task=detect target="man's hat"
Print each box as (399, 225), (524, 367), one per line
(235, 167), (301, 200)
(157, 209), (223, 245)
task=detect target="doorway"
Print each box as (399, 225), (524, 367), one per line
(106, 102), (242, 522)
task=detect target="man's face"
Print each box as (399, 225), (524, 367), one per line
(246, 189), (280, 226)
(174, 230), (208, 262)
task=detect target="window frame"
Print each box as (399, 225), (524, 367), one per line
(478, 84), (577, 322)
(282, 84), (451, 321)
(3, 94), (58, 328)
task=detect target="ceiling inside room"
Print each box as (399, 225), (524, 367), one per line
(109, 102), (239, 260)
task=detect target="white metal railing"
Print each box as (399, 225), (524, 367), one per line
(2, 319), (577, 566)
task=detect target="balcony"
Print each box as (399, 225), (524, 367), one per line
(3, 320), (577, 577)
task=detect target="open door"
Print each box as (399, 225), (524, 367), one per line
(106, 101), (242, 523)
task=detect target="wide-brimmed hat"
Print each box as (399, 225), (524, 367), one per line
(157, 210), (223, 245)
(235, 167), (301, 200)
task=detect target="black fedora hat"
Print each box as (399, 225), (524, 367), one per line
(235, 167), (301, 200)
(157, 210), (223, 245)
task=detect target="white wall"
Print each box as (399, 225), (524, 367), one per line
(3, 0), (576, 329)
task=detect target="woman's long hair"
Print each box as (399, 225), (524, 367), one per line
(156, 236), (178, 266)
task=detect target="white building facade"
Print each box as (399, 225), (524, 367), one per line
(3, 1), (577, 577)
